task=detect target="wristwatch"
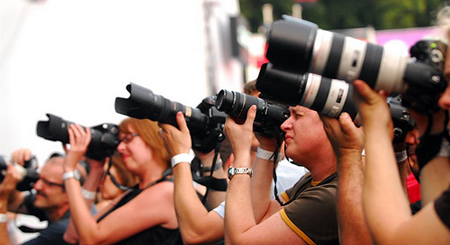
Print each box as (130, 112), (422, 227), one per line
(228, 167), (253, 180)
(63, 170), (80, 181)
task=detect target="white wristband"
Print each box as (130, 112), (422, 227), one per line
(171, 153), (194, 168)
(395, 150), (408, 162)
(0, 213), (8, 223)
(256, 148), (283, 161)
(81, 188), (96, 200)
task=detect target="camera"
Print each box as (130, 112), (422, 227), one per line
(0, 155), (39, 191)
(37, 114), (120, 160)
(402, 38), (448, 113)
(388, 95), (416, 143)
(115, 83), (227, 153)
(256, 62), (357, 119)
(264, 16), (447, 113)
(215, 89), (290, 137)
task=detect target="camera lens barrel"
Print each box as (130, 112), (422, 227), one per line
(216, 89), (290, 129)
(115, 83), (209, 132)
(36, 114), (119, 160)
(266, 18), (410, 94)
(257, 63), (357, 119)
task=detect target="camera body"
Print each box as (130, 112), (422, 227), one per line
(388, 95), (416, 143)
(37, 114), (120, 160)
(215, 89), (290, 137)
(0, 155), (39, 191)
(263, 16), (447, 114)
(115, 83), (227, 153)
(402, 38), (448, 113)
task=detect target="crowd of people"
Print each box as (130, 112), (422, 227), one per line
(1, 5), (450, 245)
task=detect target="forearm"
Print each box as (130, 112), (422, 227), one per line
(64, 166), (102, 243)
(173, 162), (224, 244)
(0, 197), (11, 245)
(65, 178), (102, 244)
(224, 154), (255, 244)
(337, 152), (371, 245)
(250, 157), (276, 223)
(363, 126), (411, 243)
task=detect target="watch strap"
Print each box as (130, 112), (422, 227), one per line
(228, 167), (253, 180)
(63, 170), (80, 181)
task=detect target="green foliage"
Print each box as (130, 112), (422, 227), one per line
(239, 0), (450, 32)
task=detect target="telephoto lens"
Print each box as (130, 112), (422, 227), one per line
(37, 114), (120, 160)
(257, 63), (357, 119)
(215, 89), (290, 137)
(115, 83), (227, 153)
(115, 83), (209, 132)
(264, 16), (446, 98)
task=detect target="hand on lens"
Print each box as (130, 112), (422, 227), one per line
(159, 112), (192, 157)
(0, 164), (21, 199)
(321, 113), (364, 158)
(10, 148), (32, 166)
(65, 124), (91, 170)
(353, 80), (392, 129)
(224, 105), (257, 157)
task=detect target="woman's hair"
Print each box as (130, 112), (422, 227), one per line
(110, 152), (139, 187)
(119, 118), (171, 168)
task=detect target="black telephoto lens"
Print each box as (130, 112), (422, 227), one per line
(115, 83), (208, 132)
(216, 89), (290, 136)
(265, 16), (446, 97)
(37, 114), (119, 160)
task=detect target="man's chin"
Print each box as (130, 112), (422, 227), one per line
(34, 196), (46, 208)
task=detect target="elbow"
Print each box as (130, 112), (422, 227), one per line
(181, 231), (218, 245)
(78, 235), (105, 245)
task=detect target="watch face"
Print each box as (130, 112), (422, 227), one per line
(228, 167), (235, 180)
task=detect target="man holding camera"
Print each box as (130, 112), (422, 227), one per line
(223, 105), (339, 244)
(0, 149), (88, 245)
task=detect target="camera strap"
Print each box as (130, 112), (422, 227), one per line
(106, 158), (130, 191)
(201, 142), (222, 205)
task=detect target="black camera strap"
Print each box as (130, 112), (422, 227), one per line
(201, 140), (222, 205)
(106, 158), (130, 191)
(272, 132), (284, 206)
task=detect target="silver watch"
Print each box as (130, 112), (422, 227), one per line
(228, 167), (253, 180)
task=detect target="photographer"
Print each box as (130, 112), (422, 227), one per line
(62, 118), (182, 245)
(350, 77), (450, 244)
(223, 105), (339, 244)
(0, 149), (88, 245)
(159, 118), (232, 244)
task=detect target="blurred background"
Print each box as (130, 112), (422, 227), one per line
(0, 0), (448, 242)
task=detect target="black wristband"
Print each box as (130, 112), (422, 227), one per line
(415, 132), (444, 171)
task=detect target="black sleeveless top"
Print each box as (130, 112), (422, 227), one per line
(97, 177), (183, 245)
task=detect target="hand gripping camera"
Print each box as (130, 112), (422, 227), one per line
(0, 155), (39, 191)
(114, 83), (227, 153)
(37, 114), (120, 160)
